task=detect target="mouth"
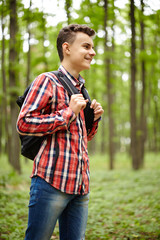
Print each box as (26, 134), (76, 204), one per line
(85, 57), (92, 62)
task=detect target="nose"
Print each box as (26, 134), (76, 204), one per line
(90, 48), (96, 56)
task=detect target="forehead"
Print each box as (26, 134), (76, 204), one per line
(72, 32), (94, 46)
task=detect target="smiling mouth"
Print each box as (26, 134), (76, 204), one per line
(85, 58), (92, 62)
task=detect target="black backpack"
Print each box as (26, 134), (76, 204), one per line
(16, 71), (94, 160)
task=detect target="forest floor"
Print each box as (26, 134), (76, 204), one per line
(0, 153), (160, 240)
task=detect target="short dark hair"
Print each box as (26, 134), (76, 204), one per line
(57, 24), (95, 62)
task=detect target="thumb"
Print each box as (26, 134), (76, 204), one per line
(81, 99), (89, 110)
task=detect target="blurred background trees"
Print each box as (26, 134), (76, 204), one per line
(0, 0), (160, 172)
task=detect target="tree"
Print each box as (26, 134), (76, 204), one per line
(137, 0), (147, 167)
(65, 0), (72, 24)
(130, 0), (139, 169)
(41, 0), (48, 72)
(104, 0), (116, 169)
(147, 9), (160, 152)
(9, 0), (21, 172)
(1, 0), (9, 155)
(0, 0), (159, 171)
(26, 0), (32, 87)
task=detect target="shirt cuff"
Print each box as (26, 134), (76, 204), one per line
(61, 107), (76, 129)
(93, 116), (102, 124)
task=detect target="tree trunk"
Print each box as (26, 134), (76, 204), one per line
(9, 0), (21, 173)
(148, 21), (160, 152)
(1, 0), (12, 158)
(26, 0), (32, 87)
(65, 0), (72, 25)
(130, 0), (139, 169)
(41, 0), (48, 72)
(104, 0), (115, 169)
(153, 100), (159, 152)
(101, 115), (106, 153)
(1, 0), (6, 154)
(111, 0), (116, 158)
(24, 0), (32, 164)
(138, 0), (147, 167)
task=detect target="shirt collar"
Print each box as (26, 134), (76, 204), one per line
(58, 65), (85, 87)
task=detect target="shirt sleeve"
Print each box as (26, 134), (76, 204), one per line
(17, 73), (75, 136)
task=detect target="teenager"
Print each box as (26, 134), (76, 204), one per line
(17, 24), (104, 240)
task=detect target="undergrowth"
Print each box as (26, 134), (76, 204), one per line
(0, 153), (160, 239)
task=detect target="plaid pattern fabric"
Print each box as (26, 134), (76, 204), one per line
(17, 65), (99, 195)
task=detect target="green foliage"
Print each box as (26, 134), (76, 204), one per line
(0, 154), (160, 239)
(0, 0), (160, 167)
(88, 154), (160, 239)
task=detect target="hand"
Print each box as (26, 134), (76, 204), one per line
(69, 94), (88, 116)
(90, 99), (104, 121)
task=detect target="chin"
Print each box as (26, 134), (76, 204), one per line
(79, 64), (91, 72)
(84, 64), (91, 70)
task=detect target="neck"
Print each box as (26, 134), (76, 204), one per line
(61, 61), (80, 79)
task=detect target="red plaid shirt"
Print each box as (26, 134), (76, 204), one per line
(17, 66), (99, 195)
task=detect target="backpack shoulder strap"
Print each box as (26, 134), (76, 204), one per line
(81, 85), (91, 103)
(51, 71), (79, 96)
(51, 71), (94, 132)
(51, 71), (92, 102)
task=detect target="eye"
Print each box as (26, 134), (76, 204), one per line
(84, 45), (89, 49)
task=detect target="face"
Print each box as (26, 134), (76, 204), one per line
(63, 32), (96, 73)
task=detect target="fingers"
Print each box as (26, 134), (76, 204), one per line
(90, 99), (97, 109)
(81, 99), (89, 110)
(90, 99), (102, 112)
(91, 99), (104, 121)
(69, 94), (88, 115)
(70, 95), (104, 121)
(71, 94), (87, 108)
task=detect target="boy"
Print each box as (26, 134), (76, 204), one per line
(17, 24), (104, 240)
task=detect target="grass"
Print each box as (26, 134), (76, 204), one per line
(0, 153), (160, 239)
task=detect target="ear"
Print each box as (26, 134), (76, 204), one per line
(62, 42), (70, 56)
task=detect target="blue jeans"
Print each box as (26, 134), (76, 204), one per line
(24, 176), (89, 240)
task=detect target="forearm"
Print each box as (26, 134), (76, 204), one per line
(16, 73), (75, 136)
(17, 107), (75, 136)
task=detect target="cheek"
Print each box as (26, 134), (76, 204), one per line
(72, 52), (84, 61)
(70, 48), (86, 62)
